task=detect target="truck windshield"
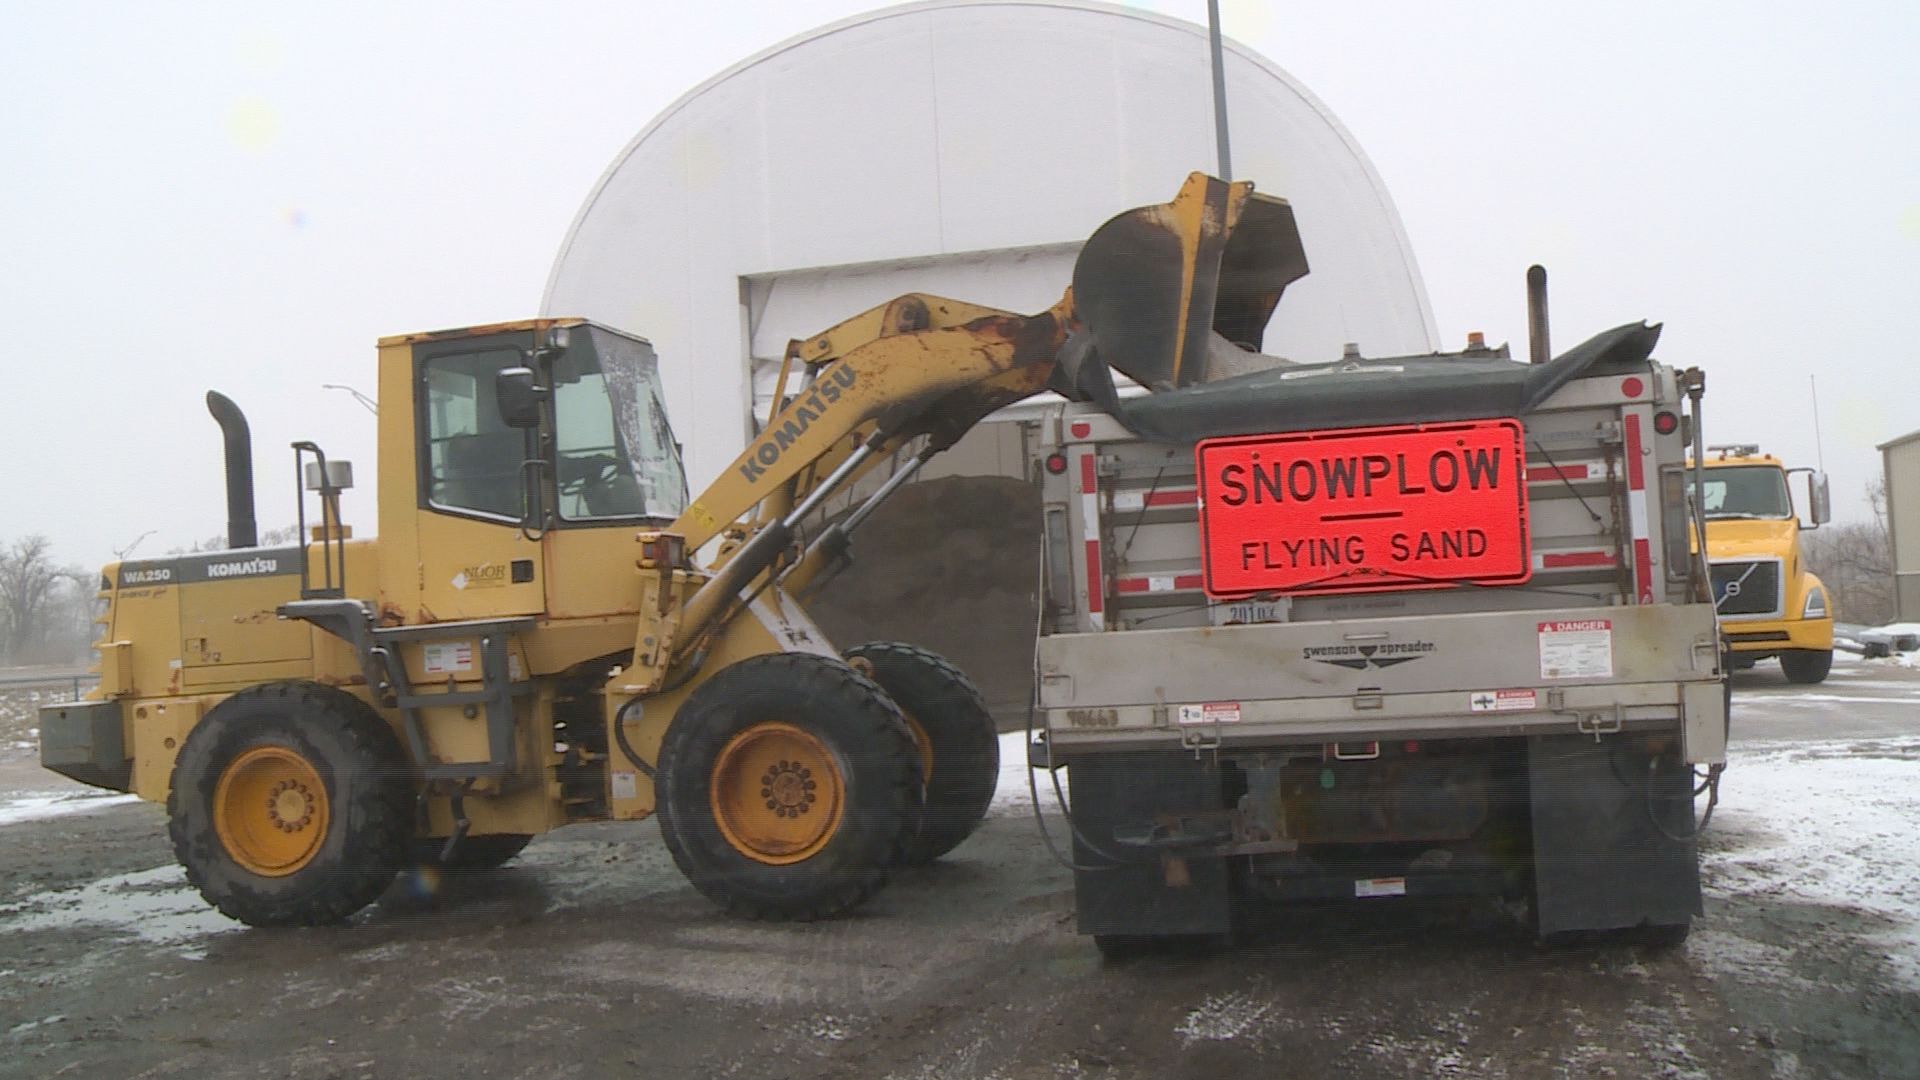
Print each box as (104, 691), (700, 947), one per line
(1693, 465), (1792, 519)
(551, 327), (688, 522)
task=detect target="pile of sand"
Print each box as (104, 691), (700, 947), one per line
(803, 476), (1041, 725)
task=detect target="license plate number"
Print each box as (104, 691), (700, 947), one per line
(1210, 599), (1288, 626)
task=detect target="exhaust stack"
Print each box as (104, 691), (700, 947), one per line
(1526, 264), (1551, 365)
(205, 391), (258, 549)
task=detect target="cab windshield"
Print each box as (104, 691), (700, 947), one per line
(1692, 465), (1792, 520)
(551, 326), (688, 522)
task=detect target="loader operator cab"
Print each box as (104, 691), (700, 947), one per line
(418, 321), (688, 529)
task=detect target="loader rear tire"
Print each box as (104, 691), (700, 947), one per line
(655, 653), (920, 921)
(846, 642), (999, 866)
(167, 682), (414, 927)
(414, 834), (534, 870)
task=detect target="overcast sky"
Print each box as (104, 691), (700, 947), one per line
(3, 0), (1914, 570)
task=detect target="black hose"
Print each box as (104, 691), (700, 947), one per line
(608, 646), (710, 780)
(1646, 755), (1722, 843)
(612, 696), (656, 779)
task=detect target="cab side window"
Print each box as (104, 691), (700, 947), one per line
(422, 349), (523, 520)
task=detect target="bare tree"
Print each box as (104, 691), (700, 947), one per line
(1804, 480), (1894, 626)
(0, 535), (86, 664)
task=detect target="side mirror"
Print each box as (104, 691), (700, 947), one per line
(1809, 471), (1832, 526)
(496, 367), (546, 428)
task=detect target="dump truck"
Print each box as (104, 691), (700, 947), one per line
(1027, 248), (1729, 951)
(40, 173), (1725, 947)
(1693, 444), (1834, 682)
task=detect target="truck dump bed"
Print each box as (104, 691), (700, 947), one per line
(1026, 329), (1728, 945)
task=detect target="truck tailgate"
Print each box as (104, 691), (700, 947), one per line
(1039, 602), (1723, 754)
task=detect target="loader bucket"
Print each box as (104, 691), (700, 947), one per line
(1071, 172), (1308, 389)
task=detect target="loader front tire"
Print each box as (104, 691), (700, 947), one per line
(655, 653), (920, 921)
(167, 682), (414, 927)
(846, 642), (999, 866)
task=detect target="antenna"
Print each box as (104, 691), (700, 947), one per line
(1206, 0), (1231, 179)
(323, 383), (379, 416)
(1809, 374), (1826, 471)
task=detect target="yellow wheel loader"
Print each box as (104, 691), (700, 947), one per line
(40, 173), (1302, 927)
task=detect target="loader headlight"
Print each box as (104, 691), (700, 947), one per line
(1803, 587), (1827, 619)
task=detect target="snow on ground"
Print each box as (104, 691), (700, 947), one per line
(991, 730), (1043, 817)
(0, 863), (238, 948)
(1705, 735), (1920, 985)
(0, 790), (140, 828)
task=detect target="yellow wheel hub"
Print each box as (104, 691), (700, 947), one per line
(213, 746), (330, 877)
(709, 722), (845, 865)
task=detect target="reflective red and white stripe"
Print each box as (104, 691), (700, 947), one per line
(1622, 411), (1656, 603)
(1533, 549), (1617, 571)
(1114, 572), (1206, 595)
(1526, 460), (1606, 485)
(1111, 488), (1199, 512)
(1079, 451), (1105, 629)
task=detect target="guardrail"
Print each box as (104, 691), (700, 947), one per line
(0, 671), (98, 695)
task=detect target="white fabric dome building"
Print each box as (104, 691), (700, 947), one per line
(543, 0), (1437, 486)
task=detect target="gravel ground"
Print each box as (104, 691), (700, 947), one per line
(0, 656), (1916, 1078)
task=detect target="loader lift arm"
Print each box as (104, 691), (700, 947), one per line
(630, 172), (1306, 690)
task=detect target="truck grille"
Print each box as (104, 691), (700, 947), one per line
(1711, 560), (1781, 617)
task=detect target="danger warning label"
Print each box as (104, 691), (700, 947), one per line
(1539, 619), (1613, 679)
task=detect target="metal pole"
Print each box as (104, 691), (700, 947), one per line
(1207, 0), (1232, 180)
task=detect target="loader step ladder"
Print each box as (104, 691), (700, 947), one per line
(279, 599), (535, 782)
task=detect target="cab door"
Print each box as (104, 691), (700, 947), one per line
(413, 339), (546, 620)
(537, 329), (684, 619)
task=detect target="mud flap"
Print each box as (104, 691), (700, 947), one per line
(1067, 752), (1231, 938)
(1527, 734), (1701, 936)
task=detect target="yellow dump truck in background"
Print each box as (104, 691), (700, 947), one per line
(1696, 445), (1833, 683)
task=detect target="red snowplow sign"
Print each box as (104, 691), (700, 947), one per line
(1195, 419), (1531, 597)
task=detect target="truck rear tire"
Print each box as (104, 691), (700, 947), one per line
(1780, 649), (1833, 684)
(655, 653), (921, 921)
(414, 833), (534, 870)
(166, 682), (414, 927)
(846, 642), (999, 866)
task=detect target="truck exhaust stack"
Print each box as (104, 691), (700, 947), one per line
(1527, 264), (1551, 365)
(205, 390), (257, 549)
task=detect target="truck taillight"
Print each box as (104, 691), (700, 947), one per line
(1044, 453), (1068, 475)
(1653, 410), (1679, 435)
